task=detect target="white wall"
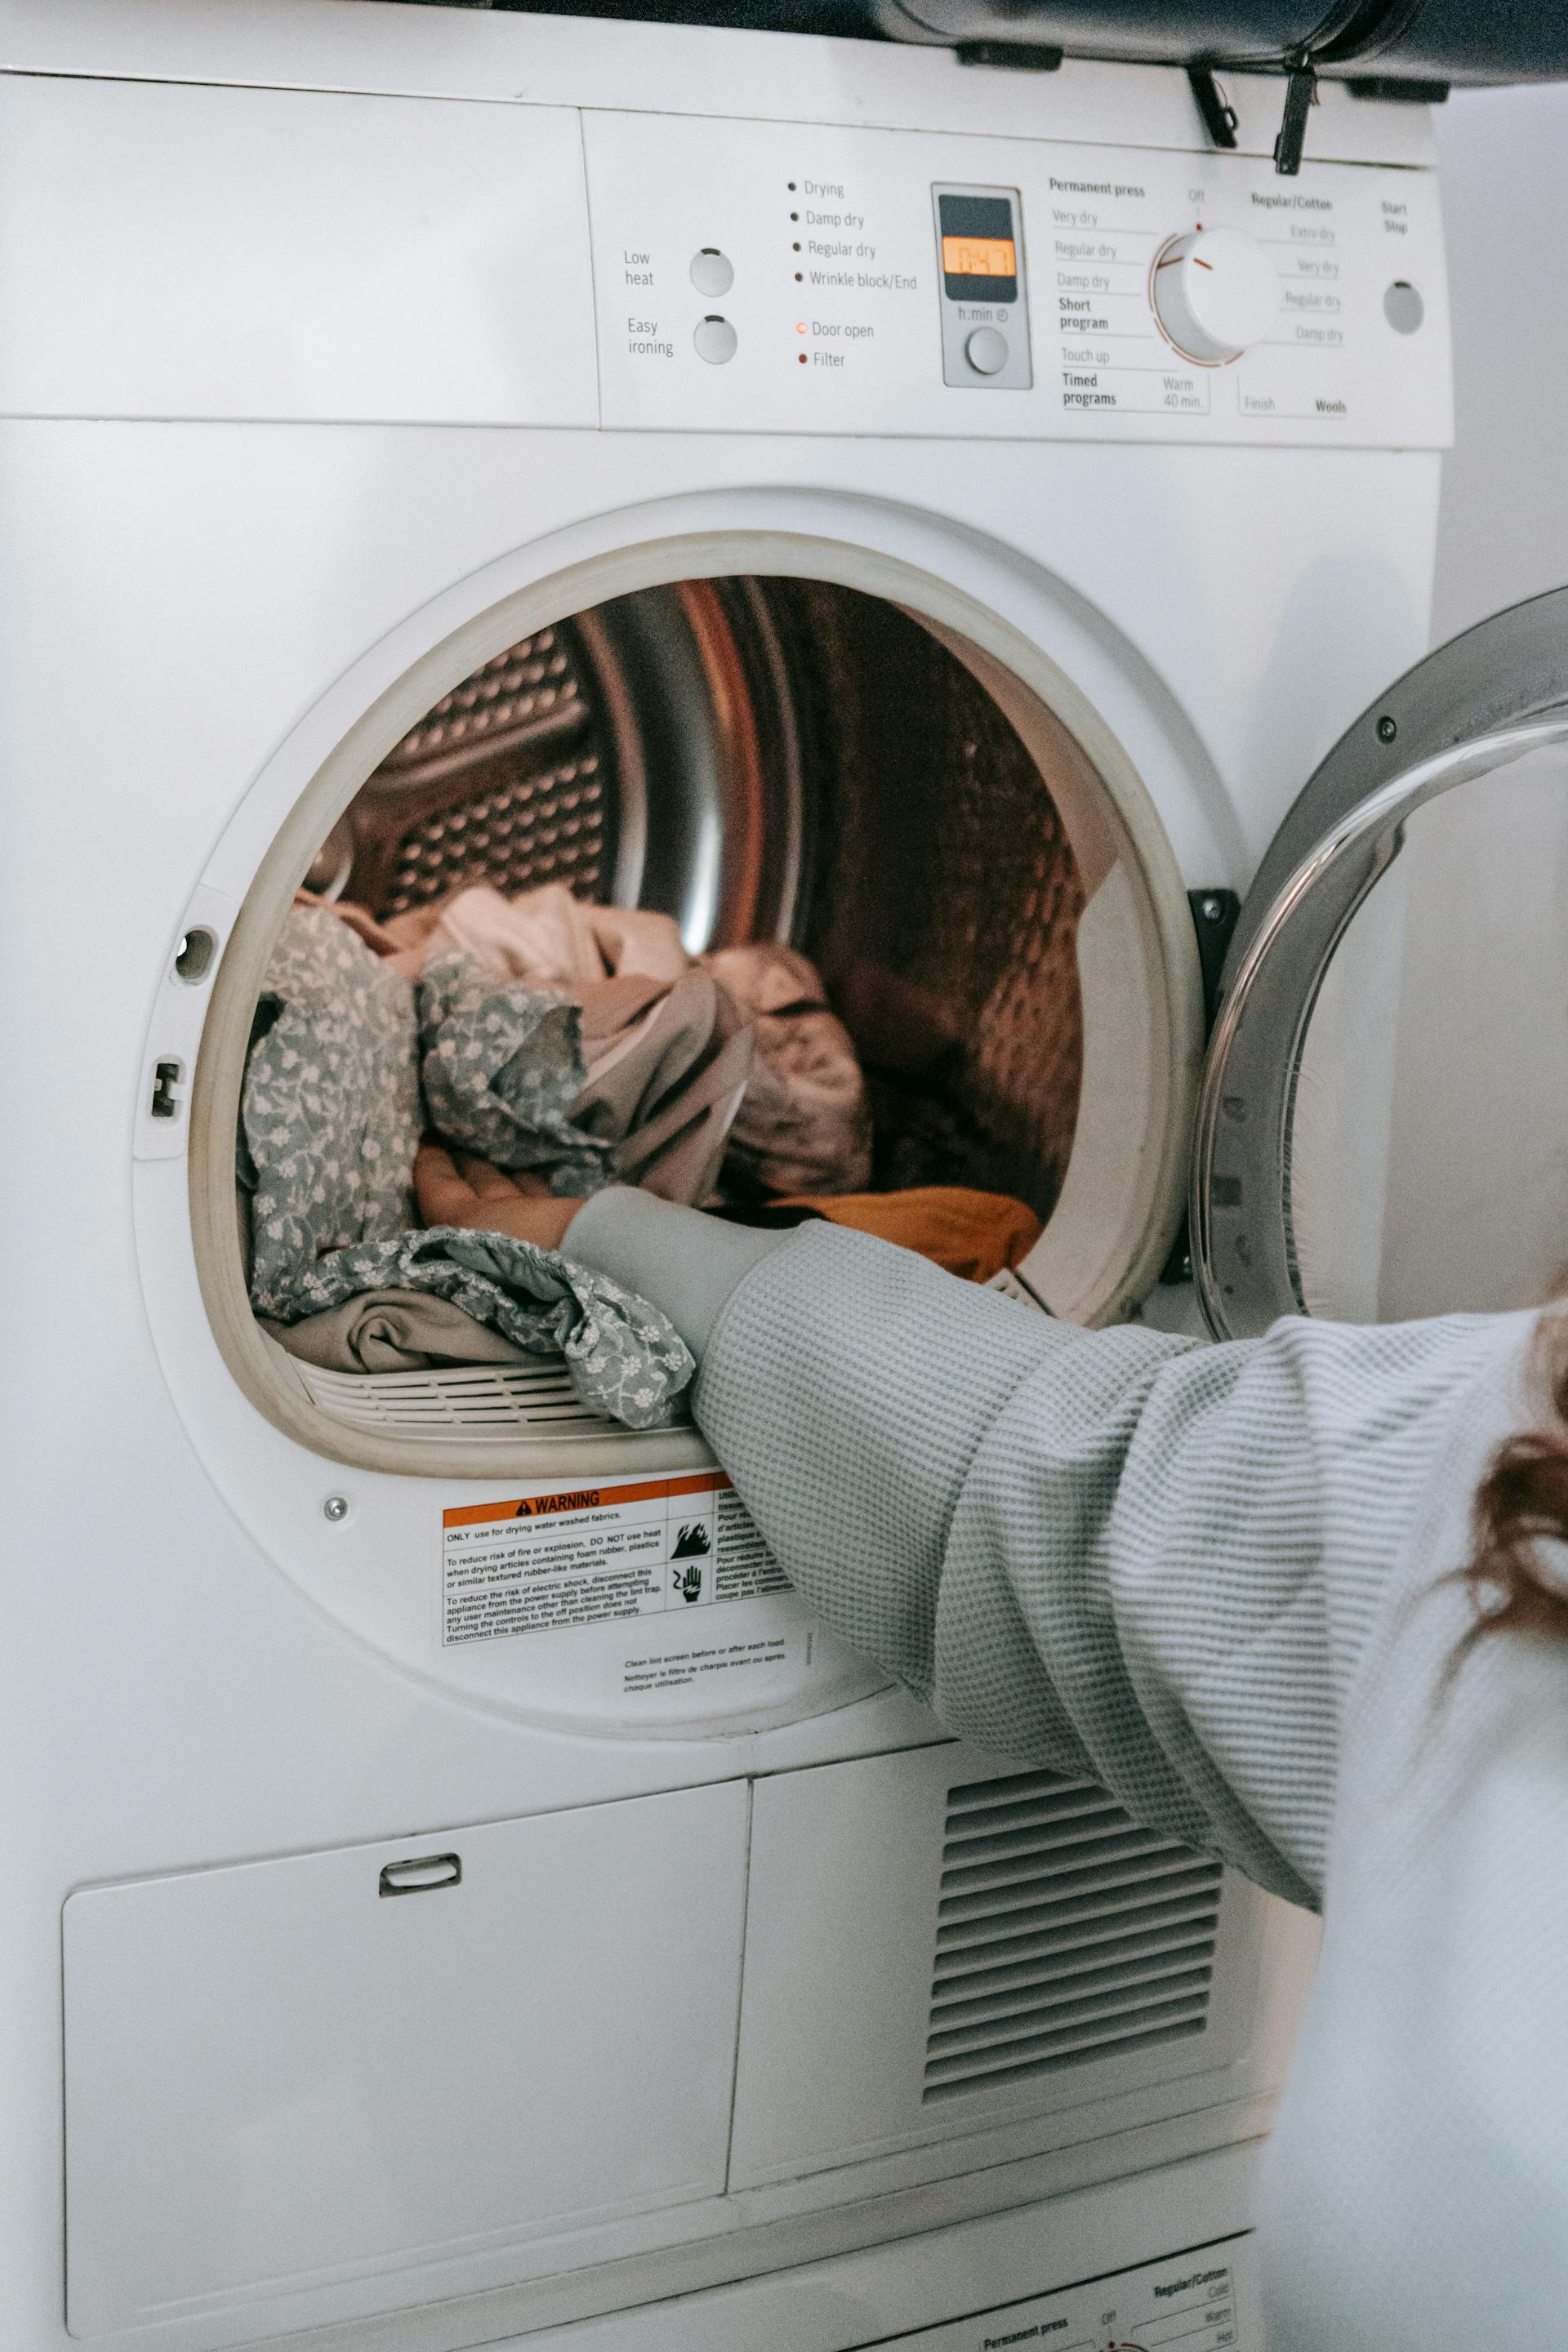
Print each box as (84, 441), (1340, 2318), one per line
(1432, 85), (1568, 643)
(1370, 88), (1568, 1320)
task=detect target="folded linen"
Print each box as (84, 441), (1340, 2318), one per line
(255, 1227), (694, 1429)
(260, 1288), (530, 1374)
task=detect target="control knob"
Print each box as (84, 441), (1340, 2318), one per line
(1150, 225), (1280, 365)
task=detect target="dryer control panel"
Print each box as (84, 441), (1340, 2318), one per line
(583, 110), (1450, 448)
(850, 2234), (1260, 2350)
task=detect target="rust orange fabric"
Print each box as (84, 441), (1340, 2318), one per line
(775, 1187), (1041, 1284)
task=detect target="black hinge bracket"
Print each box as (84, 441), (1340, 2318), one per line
(1159, 889), (1242, 1288)
(1188, 888), (1241, 1033)
(1274, 50), (1318, 175)
(1187, 65), (1240, 149)
(956, 40), (1064, 71)
(1346, 75), (1450, 101)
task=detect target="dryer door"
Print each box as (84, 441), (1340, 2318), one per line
(1192, 586), (1568, 1339)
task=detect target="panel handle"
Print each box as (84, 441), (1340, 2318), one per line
(379, 1853), (462, 1898)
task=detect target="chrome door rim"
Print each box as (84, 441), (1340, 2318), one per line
(1192, 708), (1568, 1339)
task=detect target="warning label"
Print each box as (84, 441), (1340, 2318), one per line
(441, 1472), (790, 1647)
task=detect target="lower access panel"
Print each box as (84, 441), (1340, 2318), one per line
(852, 2232), (1259, 2350)
(730, 1748), (1271, 2186)
(63, 1782), (748, 2337)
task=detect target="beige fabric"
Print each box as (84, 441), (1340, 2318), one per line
(381, 884), (690, 995)
(576, 973), (668, 1048)
(261, 1289), (529, 1373)
(329, 884), (869, 1204)
(615, 1033), (753, 1203)
(401, 895), (758, 1205)
(702, 942), (872, 1196)
(586, 902), (690, 987)
(572, 970), (752, 1202)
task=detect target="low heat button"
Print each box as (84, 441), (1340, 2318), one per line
(965, 326), (1009, 376)
(1150, 225), (1279, 364)
(689, 247), (734, 297)
(693, 314), (738, 365)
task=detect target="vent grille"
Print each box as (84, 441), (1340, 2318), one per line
(285, 1357), (687, 1441)
(924, 1769), (1223, 2104)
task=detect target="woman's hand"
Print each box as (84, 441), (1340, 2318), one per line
(413, 1143), (581, 1253)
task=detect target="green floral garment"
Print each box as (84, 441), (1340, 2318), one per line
(238, 905), (693, 1430)
(416, 950), (612, 1196)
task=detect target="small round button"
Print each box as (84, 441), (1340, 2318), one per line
(690, 247), (734, 298)
(693, 314), (738, 366)
(1384, 278), (1424, 335)
(965, 326), (1009, 376)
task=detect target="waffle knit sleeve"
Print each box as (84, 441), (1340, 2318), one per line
(687, 1222), (1517, 1911)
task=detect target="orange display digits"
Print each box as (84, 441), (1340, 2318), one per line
(942, 234), (1017, 278)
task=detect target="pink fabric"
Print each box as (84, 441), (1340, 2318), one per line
(702, 943), (873, 1196)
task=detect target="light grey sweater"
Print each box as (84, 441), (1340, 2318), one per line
(570, 1189), (1568, 2350)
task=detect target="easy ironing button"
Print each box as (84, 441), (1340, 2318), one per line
(693, 314), (738, 364)
(965, 326), (1009, 376)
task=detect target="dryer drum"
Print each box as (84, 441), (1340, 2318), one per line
(303, 577), (1088, 1218)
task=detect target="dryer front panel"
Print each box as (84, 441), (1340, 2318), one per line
(0, 69), (1446, 447)
(582, 108), (1449, 447)
(844, 2232), (1262, 2352)
(0, 74), (599, 427)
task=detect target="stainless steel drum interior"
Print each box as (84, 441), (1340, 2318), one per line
(314, 576), (1089, 1221)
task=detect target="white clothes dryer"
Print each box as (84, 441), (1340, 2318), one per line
(2, 5), (1555, 2349)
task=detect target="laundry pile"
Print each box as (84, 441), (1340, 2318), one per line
(238, 881), (1043, 1426)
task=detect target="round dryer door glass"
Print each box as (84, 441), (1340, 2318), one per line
(1193, 589), (1568, 1337)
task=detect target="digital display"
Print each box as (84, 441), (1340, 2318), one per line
(942, 234), (1017, 280)
(937, 192), (1020, 302)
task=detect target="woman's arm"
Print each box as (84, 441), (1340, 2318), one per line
(417, 1152), (1521, 1910)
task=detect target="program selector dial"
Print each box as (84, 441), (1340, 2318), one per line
(1150, 225), (1281, 365)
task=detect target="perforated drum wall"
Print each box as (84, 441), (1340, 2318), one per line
(310, 575), (1088, 1224)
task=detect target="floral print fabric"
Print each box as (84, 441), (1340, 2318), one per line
(263, 1227), (693, 1430)
(240, 903), (422, 1311)
(416, 951), (614, 1196)
(239, 905), (693, 1429)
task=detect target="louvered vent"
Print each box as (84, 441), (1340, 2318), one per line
(924, 1769), (1223, 2104)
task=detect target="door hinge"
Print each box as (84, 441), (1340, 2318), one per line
(956, 40), (1063, 70)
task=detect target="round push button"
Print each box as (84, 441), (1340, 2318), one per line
(965, 326), (1009, 376)
(690, 247), (734, 298)
(693, 314), (738, 365)
(1384, 279), (1424, 335)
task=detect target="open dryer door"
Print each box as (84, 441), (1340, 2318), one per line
(1192, 585), (1568, 1339)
